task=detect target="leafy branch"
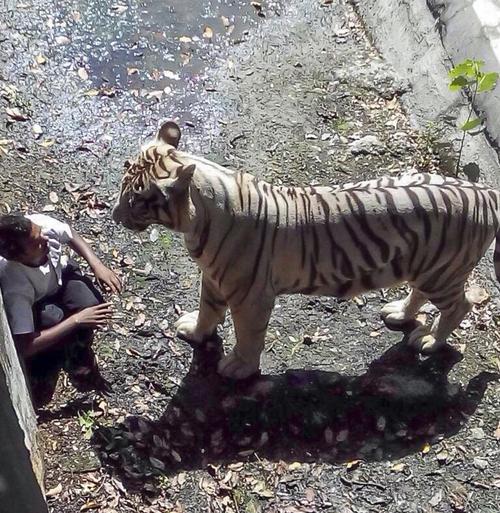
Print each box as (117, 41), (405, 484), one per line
(448, 59), (498, 176)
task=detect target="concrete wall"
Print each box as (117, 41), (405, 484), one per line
(435, 0), (500, 146)
(0, 292), (47, 513)
(355, 0), (500, 147)
(354, 0), (500, 191)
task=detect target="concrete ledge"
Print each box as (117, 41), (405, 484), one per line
(355, 0), (500, 149)
(0, 292), (47, 513)
(354, 0), (500, 190)
(433, 0), (500, 146)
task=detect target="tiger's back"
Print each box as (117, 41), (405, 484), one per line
(187, 167), (500, 304)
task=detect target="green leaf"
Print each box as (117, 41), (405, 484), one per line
(461, 118), (481, 131)
(449, 75), (469, 91)
(449, 59), (484, 79)
(477, 71), (499, 92)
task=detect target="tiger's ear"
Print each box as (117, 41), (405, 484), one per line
(158, 121), (181, 148)
(173, 164), (195, 190)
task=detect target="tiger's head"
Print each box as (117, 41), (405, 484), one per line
(112, 121), (196, 233)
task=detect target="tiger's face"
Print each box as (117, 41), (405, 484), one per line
(112, 121), (195, 233)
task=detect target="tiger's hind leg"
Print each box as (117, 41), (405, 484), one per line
(381, 288), (427, 328)
(408, 284), (471, 354)
(175, 276), (227, 343)
(217, 299), (274, 380)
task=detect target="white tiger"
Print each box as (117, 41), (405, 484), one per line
(112, 121), (500, 379)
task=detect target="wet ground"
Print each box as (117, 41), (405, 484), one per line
(1, 1), (500, 512)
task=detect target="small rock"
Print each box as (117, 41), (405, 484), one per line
(349, 135), (385, 155)
(470, 427), (485, 440)
(473, 457), (488, 470)
(429, 490), (443, 507)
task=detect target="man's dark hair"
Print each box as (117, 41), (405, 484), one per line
(0, 214), (32, 260)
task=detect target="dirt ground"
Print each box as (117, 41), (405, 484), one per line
(1, 1), (499, 512)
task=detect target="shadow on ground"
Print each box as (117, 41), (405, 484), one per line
(91, 336), (498, 491)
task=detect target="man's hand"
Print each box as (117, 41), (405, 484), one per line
(93, 264), (122, 294)
(69, 232), (122, 294)
(73, 303), (114, 328)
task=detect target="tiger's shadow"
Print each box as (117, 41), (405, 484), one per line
(92, 335), (498, 490)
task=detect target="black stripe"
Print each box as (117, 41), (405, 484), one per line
(391, 247), (403, 280)
(215, 175), (231, 212)
(254, 179), (264, 227)
(349, 191), (391, 262)
(404, 187), (431, 243)
(208, 216), (236, 269)
(268, 187), (281, 258)
(317, 195), (353, 279)
(236, 197), (269, 306)
(190, 218), (211, 259)
(237, 173), (245, 211)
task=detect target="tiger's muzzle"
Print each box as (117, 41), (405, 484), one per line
(112, 203), (148, 232)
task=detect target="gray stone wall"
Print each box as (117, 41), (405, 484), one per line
(437, 0), (500, 146)
(0, 292), (47, 513)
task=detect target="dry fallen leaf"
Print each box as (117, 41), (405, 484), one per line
(467, 285), (490, 305)
(391, 462), (406, 472)
(179, 35), (192, 43)
(111, 4), (128, 14)
(180, 52), (191, 65)
(42, 204), (56, 212)
(135, 313), (146, 327)
(0, 201), (12, 213)
(304, 487), (315, 502)
(35, 54), (47, 65)
(5, 107), (29, 121)
(39, 138), (56, 148)
(146, 90), (164, 101)
(164, 70), (180, 80)
(77, 67), (89, 80)
(221, 15), (231, 28)
(421, 443), (431, 454)
(203, 26), (214, 38)
(346, 459), (361, 470)
(80, 501), (100, 512)
(252, 480), (274, 498)
(83, 89), (99, 97)
(45, 483), (62, 498)
(49, 191), (59, 203)
(55, 35), (70, 45)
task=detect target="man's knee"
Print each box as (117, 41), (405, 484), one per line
(38, 304), (64, 328)
(63, 279), (100, 311)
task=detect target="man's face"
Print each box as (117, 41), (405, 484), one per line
(17, 222), (49, 266)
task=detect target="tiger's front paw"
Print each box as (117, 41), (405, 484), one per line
(381, 300), (414, 327)
(217, 349), (260, 380)
(408, 325), (445, 354)
(174, 311), (207, 344)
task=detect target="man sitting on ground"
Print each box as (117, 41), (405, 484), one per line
(0, 213), (122, 406)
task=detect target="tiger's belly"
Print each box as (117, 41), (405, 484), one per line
(278, 261), (408, 299)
